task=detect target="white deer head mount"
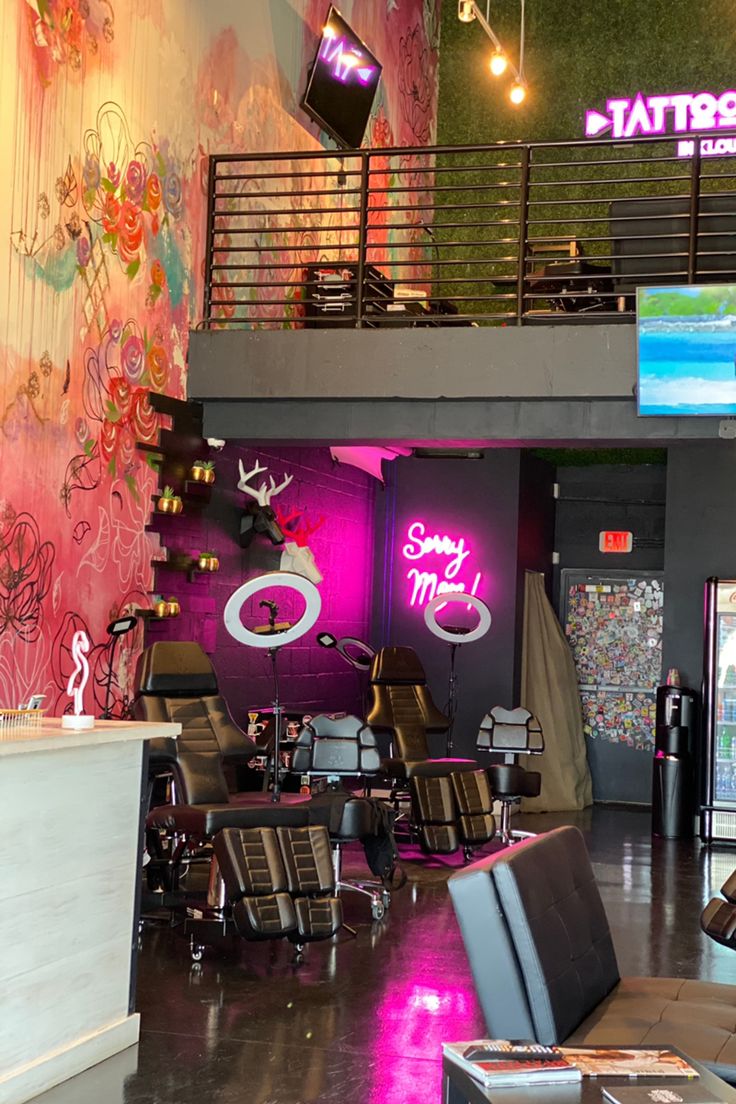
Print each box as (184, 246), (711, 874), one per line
(237, 459), (294, 548)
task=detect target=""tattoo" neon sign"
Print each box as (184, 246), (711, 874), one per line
(401, 520), (482, 608)
(320, 26), (376, 86)
(585, 89), (736, 158)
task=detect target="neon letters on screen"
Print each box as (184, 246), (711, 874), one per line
(401, 520), (483, 608)
(584, 89), (736, 157)
(320, 25), (376, 86)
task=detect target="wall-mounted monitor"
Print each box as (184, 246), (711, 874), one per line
(637, 284), (736, 415)
(301, 6), (382, 149)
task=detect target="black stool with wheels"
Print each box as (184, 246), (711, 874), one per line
(476, 706), (544, 846)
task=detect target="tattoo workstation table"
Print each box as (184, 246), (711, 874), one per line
(443, 1050), (736, 1104)
(0, 718), (180, 1104)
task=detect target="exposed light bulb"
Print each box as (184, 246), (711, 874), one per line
(509, 81), (527, 105)
(489, 50), (508, 76)
(458, 0), (476, 23)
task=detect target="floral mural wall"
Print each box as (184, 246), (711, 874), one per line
(0, 0), (440, 716)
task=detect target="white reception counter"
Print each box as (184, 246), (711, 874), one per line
(0, 718), (180, 1104)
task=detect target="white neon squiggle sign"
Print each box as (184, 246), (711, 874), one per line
(320, 27), (376, 86)
(66, 630), (90, 716)
(401, 520), (483, 608)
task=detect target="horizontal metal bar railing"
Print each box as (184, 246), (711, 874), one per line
(201, 129), (736, 329)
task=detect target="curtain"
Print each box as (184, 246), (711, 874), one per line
(520, 571), (592, 811)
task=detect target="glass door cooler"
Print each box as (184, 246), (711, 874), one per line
(701, 577), (736, 842)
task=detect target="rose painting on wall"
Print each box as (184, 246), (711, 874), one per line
(0, 0), (441, 714)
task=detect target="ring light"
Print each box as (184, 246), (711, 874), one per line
(336, 636), (375, 670)
(224, 572), (321, 649)
(424, 592), (492, 644)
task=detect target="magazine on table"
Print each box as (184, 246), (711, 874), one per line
(442, 1040), (582, 1088)
(601, 1085), (722, 1104)
(560, 1048), (700, 1079)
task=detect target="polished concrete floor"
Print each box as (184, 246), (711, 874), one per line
(33, 808), (736, 1104)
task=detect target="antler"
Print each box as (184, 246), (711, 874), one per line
(237, 459), (269, 505)
(273, 506), (325, 548)
(264, 472), (293, 504)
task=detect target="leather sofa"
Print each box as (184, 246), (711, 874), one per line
(449, 825), (736, 1081)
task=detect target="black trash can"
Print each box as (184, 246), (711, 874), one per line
(652, 684), (697, 838)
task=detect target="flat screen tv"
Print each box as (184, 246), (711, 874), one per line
(637, 284), (736, 415)
(301, 6), (382, 149)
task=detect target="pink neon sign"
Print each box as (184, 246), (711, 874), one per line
(585, 89), (736, 157)
(401, 520), (483, 608)
(320, 28), (376, 86)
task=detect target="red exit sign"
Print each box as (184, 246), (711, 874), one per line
(599, 530), (633, 553)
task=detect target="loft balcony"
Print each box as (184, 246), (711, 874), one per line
(187, 131), (736, 438)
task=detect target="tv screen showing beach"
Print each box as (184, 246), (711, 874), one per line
(638, 285), (736, 415)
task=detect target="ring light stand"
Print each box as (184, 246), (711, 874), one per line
(224, 572), (322, 802)
(423, 593), (492, 755)
(316, 632), (376, 714)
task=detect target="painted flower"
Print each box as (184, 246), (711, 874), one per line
(40, 352), (52, 376)
(130, 389), (158, 442)
(75, 237), (90, 267)
(150, 260), (166, 288)
(371, 110), (394, 149)
(27, 372), (40, 399)
(117, 200), (144, 265)
(118, 428), (135, 467)
(121, 335), (145, 383)
(0, 513), (55, 642)
(107, 162), (121, 188)
(102, 192), (121, 233)
(74, 416), (89, 446)
(99, 417), (119, 461)
(68, 45), (81, 71)
(146, 343), (169, 390)
(146, 173), (162, 212)
(109, 318), (122, 342)
(162, 172), (182, 217)
(125, 160), (147, 205)
(53, 224), (65, 251)
(397, 25), (433, 144)
(37, 193), (50, 220)
(109, 376), (133, 419)
(102, 16), (114, 42)
(83, 153), (101, 191)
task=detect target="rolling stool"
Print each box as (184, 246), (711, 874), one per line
(476, 706), (544, 846)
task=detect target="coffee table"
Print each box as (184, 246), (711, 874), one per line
(443, 1049), (736, 1104)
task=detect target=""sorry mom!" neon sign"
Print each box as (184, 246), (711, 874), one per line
(585, 89), (736, 158)
(402, 520), (483, 608)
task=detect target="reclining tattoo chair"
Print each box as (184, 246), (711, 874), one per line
(292, 714), (394, 920)
(135, 642), (342, 959)
(701, 866), (736, 950)
(366, 646), (496, 857)
(449, 826), (736, 1080)
(476, 706), (544, 845)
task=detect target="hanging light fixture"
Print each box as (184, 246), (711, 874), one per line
(458, 0), (528, 105)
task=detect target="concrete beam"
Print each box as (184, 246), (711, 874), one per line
(201, 397), (717, 444)
(188, 323), (637, 401)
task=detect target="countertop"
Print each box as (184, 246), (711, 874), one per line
(0, 717), (180, 757)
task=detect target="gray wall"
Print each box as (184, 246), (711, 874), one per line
(371, 451), (554, 759)
(662, 441), (736, 693)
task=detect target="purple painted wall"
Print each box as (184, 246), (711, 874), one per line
(147, 445), (376, 726)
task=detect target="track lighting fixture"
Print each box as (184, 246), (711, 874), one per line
(458, 0), (528, 106)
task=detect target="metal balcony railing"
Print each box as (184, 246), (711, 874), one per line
(202, 131), (736, 329)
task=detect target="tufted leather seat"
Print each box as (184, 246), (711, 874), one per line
(449, 825), (736, 1081)
(366, 646), (477, 778)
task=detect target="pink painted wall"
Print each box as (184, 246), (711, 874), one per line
(0, 0), (440, 715)
(146, 444), (376, 723)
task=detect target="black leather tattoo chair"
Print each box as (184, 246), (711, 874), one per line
(135, 642), (342, 958)
(449, 825), (736, 1080)
(476, 706), (544, 845)
(365, 647), (495, 857)
(701, 867), (736, 951)
(292, 714), (393, 920)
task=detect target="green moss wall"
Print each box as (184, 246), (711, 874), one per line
(438, 0), (736, 145)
